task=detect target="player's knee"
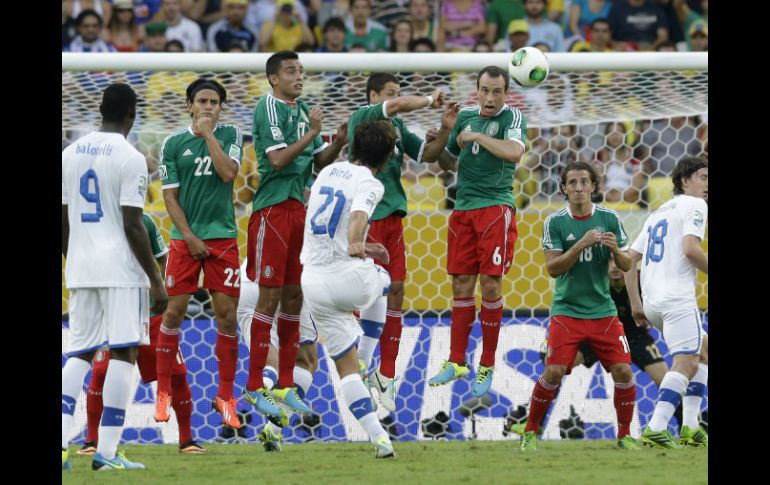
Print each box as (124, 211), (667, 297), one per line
(610, 364), (634, 384)
(543, 365), (565, 385)
(388, 281), (405, 300)
(110, 346), (138, 364)
(297, 347), (318, 373)
(163, 304), (187, 327)
(452, 275), (475, 297)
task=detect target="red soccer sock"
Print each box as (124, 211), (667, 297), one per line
(614, 380), (637, 439)
(449, 297), (476, 364)
(525, 377), (560, 434)
(156, 325), (180, 395)
(171, 374), (193, 445)
(479, 297), (503, 368)
(246, 311), (274, 391)
(215, 332), (238, 400)
(85, 352), (109, 443)
(277, 313), (300, 388)
(379, 310), (403, 378)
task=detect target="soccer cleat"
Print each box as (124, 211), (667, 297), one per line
(243, 387), (284, 418)
(92, 450), (146, 470)
(641, 426), (682, 449)
(372, 370), (399, 413)
(62, 450), (72, 471)
(374, 437), (396, 458)
(679, 425), (708, 447)
(77, 440), (97, 455)
(617, 435), (642, 450)
(428, 361), (470, 387)
(258, 425), (283, 452)
(179, 439), (207, 454)
(506, 421), (527, 436)
(272, 387), (312, 415)
(154, 390), (172, 423)
(471, 365), (495, 397)
(212, 396), (242, 429)
(520, 431), (538, 451)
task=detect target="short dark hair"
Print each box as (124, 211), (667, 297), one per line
(352, 120), (396, 170)
(266, 50), (300, 87)
(671, 157), (708, 195)
(366, 73), (399, 104)
(560, 161), (600, 199)
(186, 78), (227, 105)
(591, 18), (610, 30)
(323, 16), (346, 34)
(350, 0), (370, 7)
(76, 9), (103, 27)
(409, 37), (436, 52)
(477, 65), (509, 92)
(100, 83), (137, 123)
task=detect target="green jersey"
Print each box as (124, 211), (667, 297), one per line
(159, 124), (242, 240)
(344, 21), (389, 51)
(251, 93), (328, 213)
(143, 212), (167, 317)
(446, 105), (527, 211)
(543, 204), (629, 319)
(347, 102), (425, 220)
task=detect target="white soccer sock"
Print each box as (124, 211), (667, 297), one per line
(294, 366), (313, 399)
(263, 366), (278, 390)
(340, 373), (387, 443)
(358, 335), (380, 371)
(649, 371), (689, 432)
(97, 359), (135, 460)
(62, 357), (92, 450)
(683, 363), (708, 429)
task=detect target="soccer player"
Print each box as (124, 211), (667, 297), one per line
(80, 212), (205, 456)
(244, 50), (347, 417)
(428, 65), (527, 398)
(301, 119), (396, 458)
(519, 161), (640, 451)
(625, 156), (708, 448)
(346, 72), (459, 412)
(62, 83), (168, 471)
(155, 78), (243, 430)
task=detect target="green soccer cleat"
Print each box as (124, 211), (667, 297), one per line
(641, 426), (682, 449)
(258, 425), (283, 452)
(62, 450), (72, 472)
(471, 365), (495, 397)
(617, 435), (642, 450)
(679, 425), (708, 447)
(520, 431), (538, 451)
(272, 387), (312, 415)
(243, 387), (285, 419)
(428, 361), (471, 387)
(92, 450), (146, 470)
(374, 437), (396, 459)
(506, 421), (527, 436)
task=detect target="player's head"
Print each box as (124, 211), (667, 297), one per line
(560, 161), (599, 202)
(186, 78), (227, 125)
(476, 66), (509, 118)
(366, 73), (400, 104)
(352, 120), (396, 173)
(672, 156), (708, 201)
(99, 83), (137, 134)
(266, 50), (303, 99)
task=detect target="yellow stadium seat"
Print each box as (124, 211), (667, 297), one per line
(646, 176), (672, 210)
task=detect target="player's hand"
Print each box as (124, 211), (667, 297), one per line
(425, 127), (439, 143)
(334, 121), (348, 146)
(430, 88), (445, 108)
(577, 229), (602, 249)
(150, 282), (168, 315)
(185, 236), (211, 260)
(196, 115), (214, 137)
(631, 306), (651, 329)
(309, 107), (324, 134)
(441, 101), (460, 130)
(348, 241), (366, 259)
(457, 131), (478, 149)
(365, 243), (390, 264)
(601, 232), (619, 252)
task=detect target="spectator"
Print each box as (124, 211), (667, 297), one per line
(133, 0), (165, 25)
(673, 0), (707, 51)
(316, 0), (350, 31)
(522, 0), (564, 52)
(165, 39), (185, 51)
(532, 41), (550, 52)
(316, 16), (347, 52)
(506, 19), (530, 52)
(471, 39), (493, 52)
(139, 21), (168, 52)
(567, 0), (611, 40)
(409, 0), (437, 43)
(65, 0), (112, 29)
(259, 0), (315, 52)
(409, 36), (437, 53)
(485, 0), (525, 47)
(161, 0), (206, 52)
(344, 0), (388, 52)
(63, 2), (78, 47)
(595, 122), (644, 204)
(64, 10), (117, 52)
(640, 116), (701, 176)
(608, 0), (669, 51)
(570, 17), (614, 51)
(370, 0), (409, 30)
(436, 0), (487, 52)
(390, 19), (414, 53)
(207, 0), (259, 52)
(181, 0), (225, 36)
(687, 20), (707, 51)
(546, 0), (565, 23)
(105, 0), (144, 52)
(655, 40), (677, 52)
(248, 0), (309, 34)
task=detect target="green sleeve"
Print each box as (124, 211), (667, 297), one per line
(543, 216), (563, 252)
(158, 134), (179, 187)
(505, 109), (528, 145)
(446, 116), (462, 158)
(613, 214), (629, 248)
(221, 125), (243, 165)
(252, 97), (287, 155)
(143, 213), (167, 258)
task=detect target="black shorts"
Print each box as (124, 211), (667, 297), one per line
(578, 331), (665, 370)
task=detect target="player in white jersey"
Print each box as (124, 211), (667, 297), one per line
(300, 120), (396, 458)
(624, 156), (708, 448)
(61, 83), (168, 471)
(236, 259), (319, 451)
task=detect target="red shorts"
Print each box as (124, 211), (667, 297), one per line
(92, 316), (187, 385)
(447, 205), (517, 276)
(165, 238), (240, 297)
(247, 199), (305, 287)
(367, 214), (406, 281)
(545, 315), (631, 374)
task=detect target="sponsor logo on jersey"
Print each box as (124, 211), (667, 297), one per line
(167, 275), (174, 288)
(183, 148), (193, 157)
(693, 210), (704, 228)
(487, 122), (499, 136)
(264, 265), (274, 278)
(566, 233), (576, 241)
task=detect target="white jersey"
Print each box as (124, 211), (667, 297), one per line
(631, 194), (707, 308)
(300, 162), (384, 267)
(62, 131), (150, 288)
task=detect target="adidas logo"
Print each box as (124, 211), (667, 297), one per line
(566, 233), (576, 241)
(183, 148), (193, 156)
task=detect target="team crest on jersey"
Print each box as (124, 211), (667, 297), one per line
(158, 165), (168, 180)
(167, 275), (174, 288)
(229, 145), (241, 160)
(271, 127), (284, 141)
(264, 265), (274, 278)
(487, 122), (499, 136)
(593, 226), (606, 234)
(693, 210), (704, 228)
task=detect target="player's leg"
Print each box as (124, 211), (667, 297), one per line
(681, 333), (708, 446)
(81, 350), (110, 455)
(632, 331), (684, 427)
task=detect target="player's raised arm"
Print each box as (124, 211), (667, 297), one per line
(422, 102), (460, 163)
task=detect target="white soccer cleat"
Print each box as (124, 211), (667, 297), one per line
(372, 370), (398, 413)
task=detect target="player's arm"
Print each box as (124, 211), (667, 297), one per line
(157, 253), (168, 281)
(421, 102), (460, 163)
(602, 218), (632, 271)
(683, 235), (708, 274)
(268, 107), (324, 170)
(457, 132), (524, 163)
(347, 211), (370, 259)
(313, 121), (348, 169)
(623, 249), (651, 328)
(162, 188), (210, 259)
(384, 88), (444, 117)
(62, 205), (69, 257)
(437, 114), (463, 171)
(544, 230), (602, 277)
(683, 198), (708, 274)
(123, 206), (168, 315)
(198, 119), (239, 183)
(348, 179), (385, 260)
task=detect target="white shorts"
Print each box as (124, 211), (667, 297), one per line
(236, 274), (317, 350)
(301, 260), (390, 360)
(68, 287), (150, 356)
(643, 302), (705, 355)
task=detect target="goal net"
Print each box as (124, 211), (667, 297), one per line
(62, 52), (708, 444)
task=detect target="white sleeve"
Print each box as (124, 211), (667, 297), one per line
(682, 198), (708, 241)
(120, 153), (149, 208)
(630, 225), (647, 255)
(61, 158), (68, 204)
(351, 177), (384, 219)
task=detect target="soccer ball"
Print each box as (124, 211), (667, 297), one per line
(508, 47), (550, 88)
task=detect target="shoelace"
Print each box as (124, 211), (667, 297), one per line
(475, 368), (491, 383)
